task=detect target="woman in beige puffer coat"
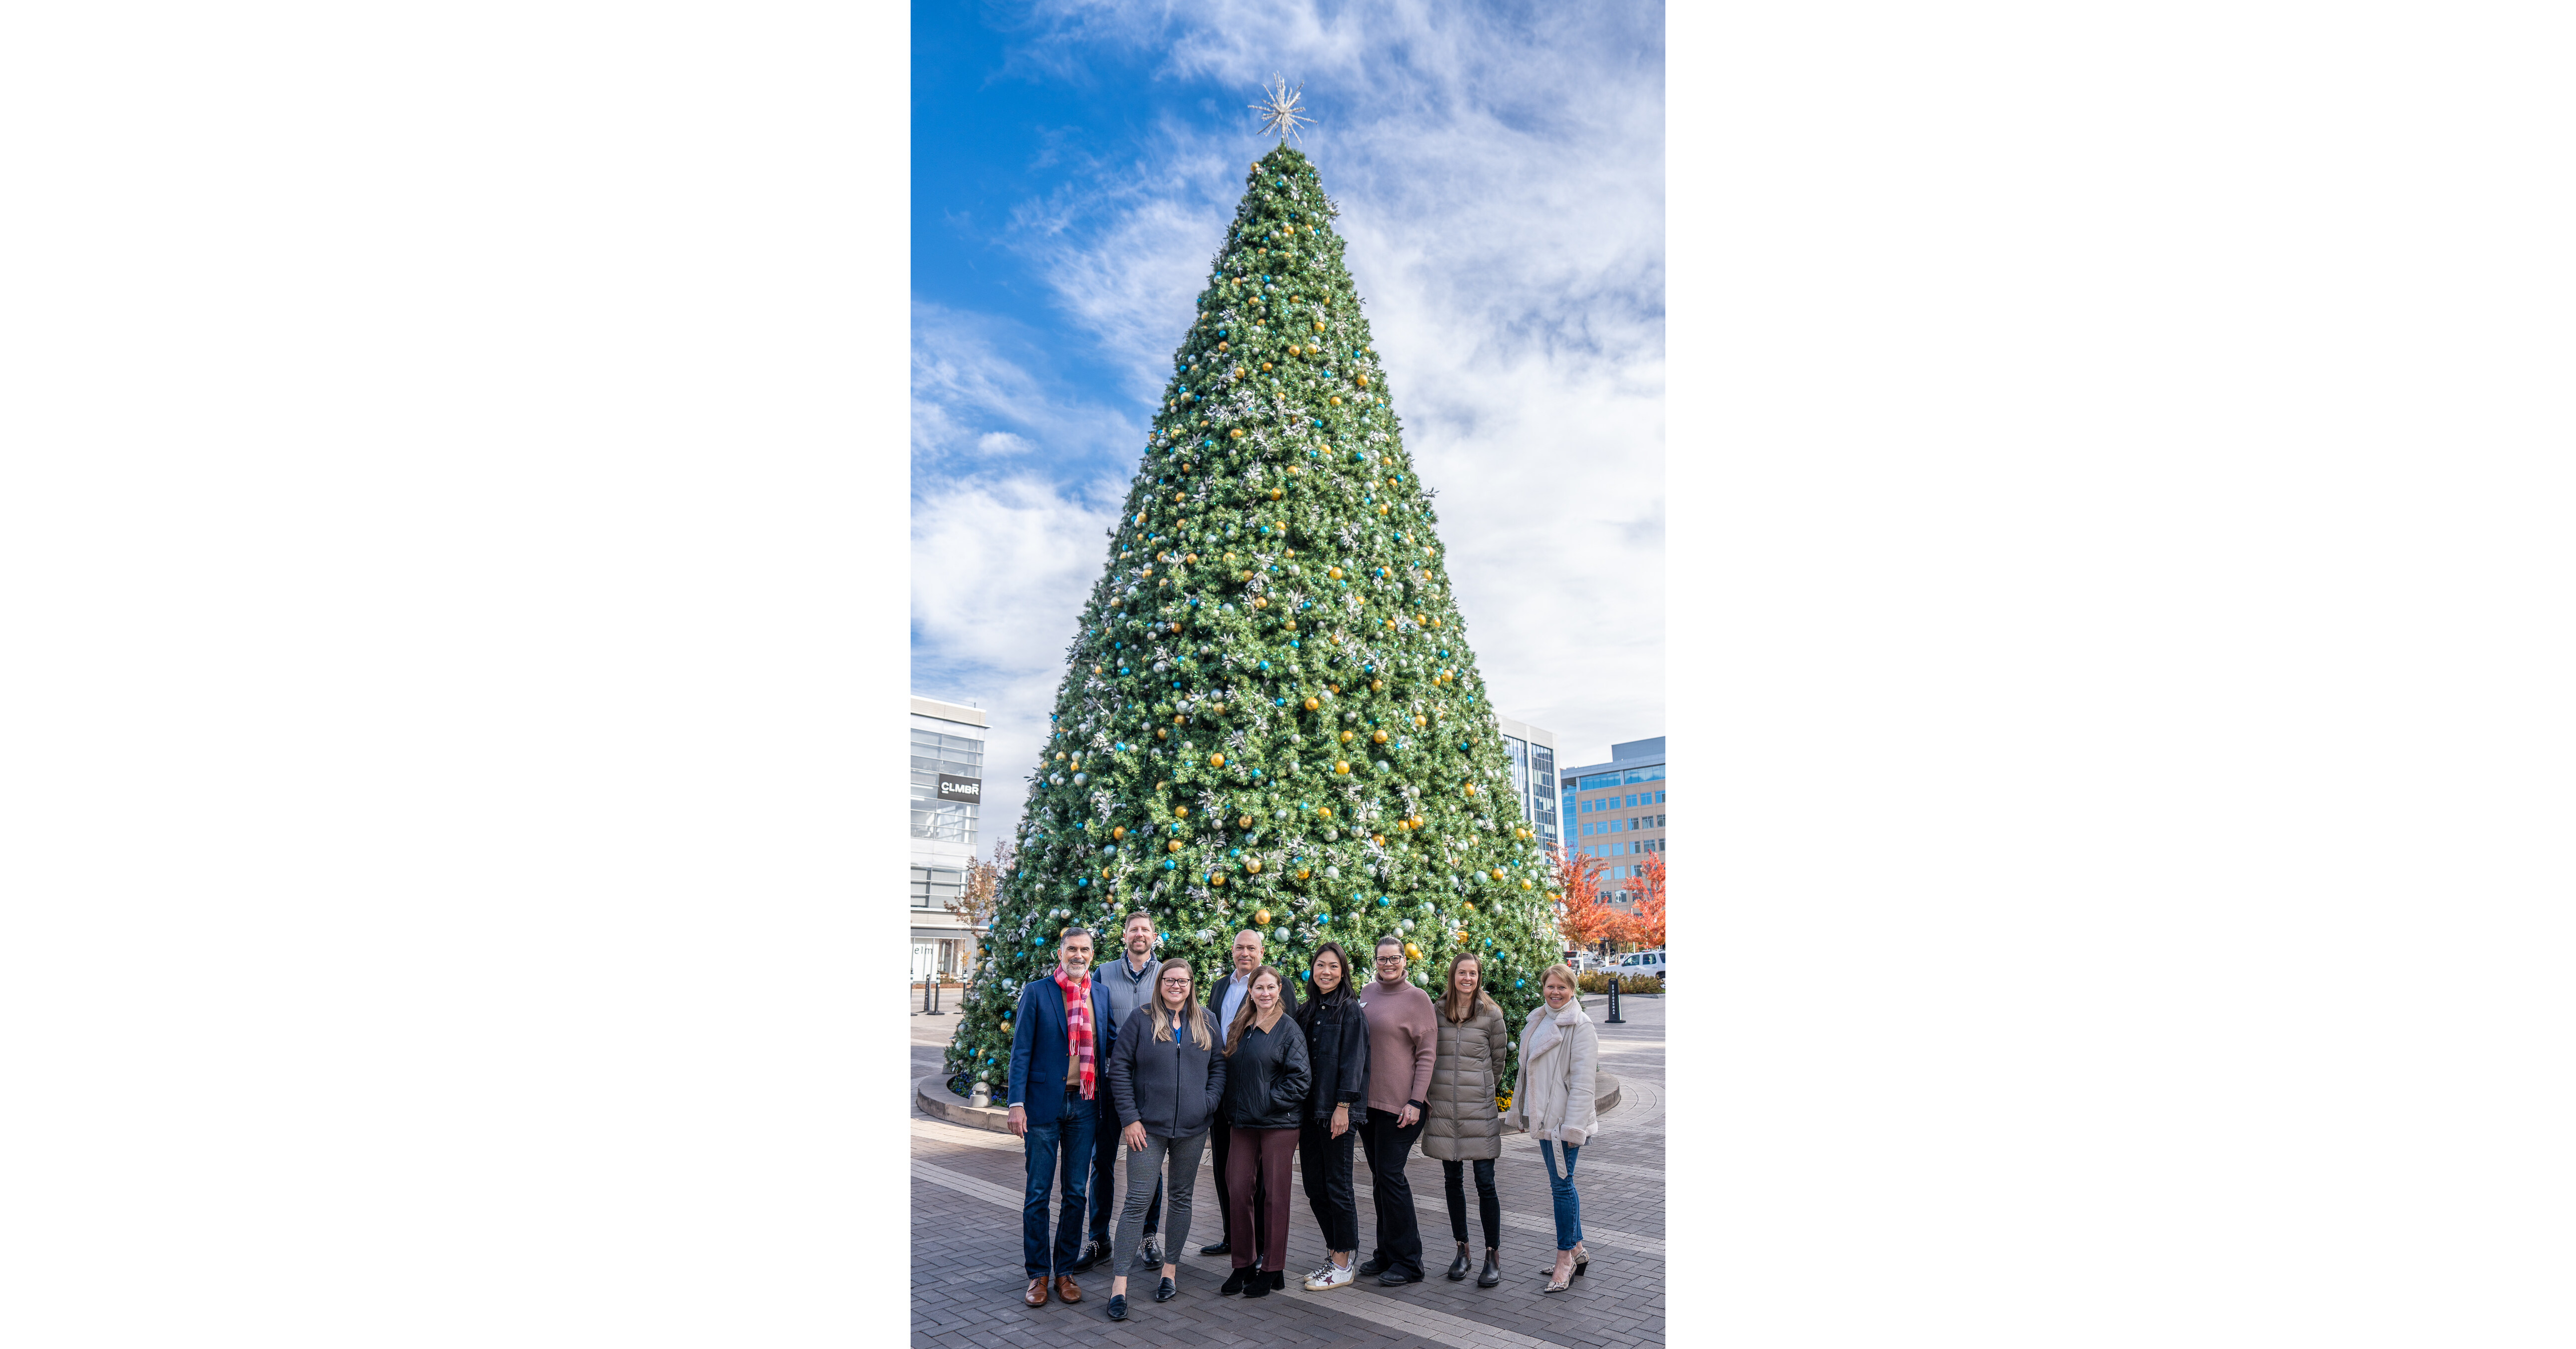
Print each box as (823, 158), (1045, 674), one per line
(1422, 953), (1510, 1288)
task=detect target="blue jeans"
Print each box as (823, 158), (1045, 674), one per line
(1537, 1139), (1582, 1251)
(1022, 1086), (1096, 1277)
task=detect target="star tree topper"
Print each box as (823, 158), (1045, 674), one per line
(1250, 76), (1315, 143)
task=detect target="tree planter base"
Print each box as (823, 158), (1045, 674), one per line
(915, 1074), (1014, 1133)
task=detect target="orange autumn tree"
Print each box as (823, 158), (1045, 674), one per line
(1630, 850), (1666, 948)
(1549, 843), (1625, 951)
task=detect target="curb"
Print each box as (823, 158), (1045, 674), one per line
(918, 1071), (1619, 1134)
(915, 1074), (1014, 1133)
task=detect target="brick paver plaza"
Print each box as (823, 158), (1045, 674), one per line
(912, 992), (1666, 1349)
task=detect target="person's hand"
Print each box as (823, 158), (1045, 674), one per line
(1007, 1104), (1028, 1137)
(1329, 1103), (1349, 1139)
(1397, 1103), (1420, 1128)
(1124, 1121), (1148, 1152)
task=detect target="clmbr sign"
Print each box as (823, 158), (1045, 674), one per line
(936, 774), (982, 803)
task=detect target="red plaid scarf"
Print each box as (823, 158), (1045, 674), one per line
(1054, 967), (1096, 1100)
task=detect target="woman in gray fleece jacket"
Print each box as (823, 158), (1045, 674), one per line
(1101, 959), (1227, 1319)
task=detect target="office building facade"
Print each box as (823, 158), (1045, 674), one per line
(910, 695), (989, 982)
(1495, 712), (1562, 848)
(1558, 735), (1666, 902)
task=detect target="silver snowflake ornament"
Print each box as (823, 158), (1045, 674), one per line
(1250, 76), (1315, 143)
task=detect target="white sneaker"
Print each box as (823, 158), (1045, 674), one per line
(1302, 1260), (1355, 1292)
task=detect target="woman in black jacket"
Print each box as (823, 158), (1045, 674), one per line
(1101, 959), (1226, 1321)
(1293, 941), (1370, 1292)
(1217, 965), (1310, 1299)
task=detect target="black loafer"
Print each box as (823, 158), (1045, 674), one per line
(1200, 1241), (1231, 1256)
(1357, 1256), (1389, 1277)
(1106, 1294), (1127, 1321)
(1070, 1239), (1104, 1273)
(1377, 1268), (1420, 1286)
(1152, 1276), (1177, 1303)
(1242, 1274), (1272, 1299)
(1219, 1268), (1248, 1297)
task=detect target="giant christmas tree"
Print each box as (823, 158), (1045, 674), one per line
(944, 137), (1564, 1098)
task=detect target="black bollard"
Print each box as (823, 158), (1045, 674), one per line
(1606, 974), (1624, 1024)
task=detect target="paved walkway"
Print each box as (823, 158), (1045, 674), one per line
(910, 993), (1666, 1349)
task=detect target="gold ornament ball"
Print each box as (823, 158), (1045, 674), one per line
(1403, 942), (1421, 959)
(1254, 908), (1272, 926)
(1208, 752), (1225, 767)
(1167, 840), (1182, 853)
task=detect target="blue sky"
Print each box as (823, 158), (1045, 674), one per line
(912, 1), (1666, 853)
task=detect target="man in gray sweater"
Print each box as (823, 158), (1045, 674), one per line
(1355, 933), (1439, 1286)
(1074, 911), (1163, 1272)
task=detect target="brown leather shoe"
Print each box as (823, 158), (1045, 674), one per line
(1024, 1277), (1049, 1307)
(1054, 1275), (1083, 1304)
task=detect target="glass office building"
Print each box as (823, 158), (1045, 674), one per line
(1558, 735), (1666, 902)
(1495, 713), (1561, 847)
(910, 695), (988, 982)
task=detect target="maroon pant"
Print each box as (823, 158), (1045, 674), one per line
(1224, 1126), (1298, 1273)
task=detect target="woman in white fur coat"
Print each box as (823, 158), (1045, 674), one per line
(1500, 962), (1599, 1293)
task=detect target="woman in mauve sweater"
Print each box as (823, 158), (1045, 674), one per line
(1353, 934), (1439, 1286)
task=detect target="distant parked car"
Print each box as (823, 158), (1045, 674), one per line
(1613, 949), (1668, 982)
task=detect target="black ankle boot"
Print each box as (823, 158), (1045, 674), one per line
(1446, 1244), (1473, 1281)
(1476, 1248), (1502, 1287)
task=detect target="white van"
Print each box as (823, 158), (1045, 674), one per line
(1613, 949), (1668, 982)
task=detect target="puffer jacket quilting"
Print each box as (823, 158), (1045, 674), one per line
(1422, 996), (1510, 1162)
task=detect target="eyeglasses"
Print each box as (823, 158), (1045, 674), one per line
(1158, 976), (1191, 986)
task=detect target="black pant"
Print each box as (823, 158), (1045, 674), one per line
(1442, 1158), (1500, 1250)
(1204, 1116), (1270, 1259)
(1084, 1089), (1160, 1246)
(1298, 1116), (1360, 1253)
(1358, 1107), (1427, 1276)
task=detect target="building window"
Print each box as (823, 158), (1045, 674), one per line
(910, 865), (963, 911)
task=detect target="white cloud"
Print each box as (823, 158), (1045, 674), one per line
(918, 1), (1667, 838)
(911, 470), (1126, 856)
(909, 301), (1139, 475)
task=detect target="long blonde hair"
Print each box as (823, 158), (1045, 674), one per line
(1150, 958), (1213, 1050)
(1441, 953), (1501, 1025)
(1223, 966), (1286, 1056)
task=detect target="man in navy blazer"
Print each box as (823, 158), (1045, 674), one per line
(1007, 927), (1115, 1307)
